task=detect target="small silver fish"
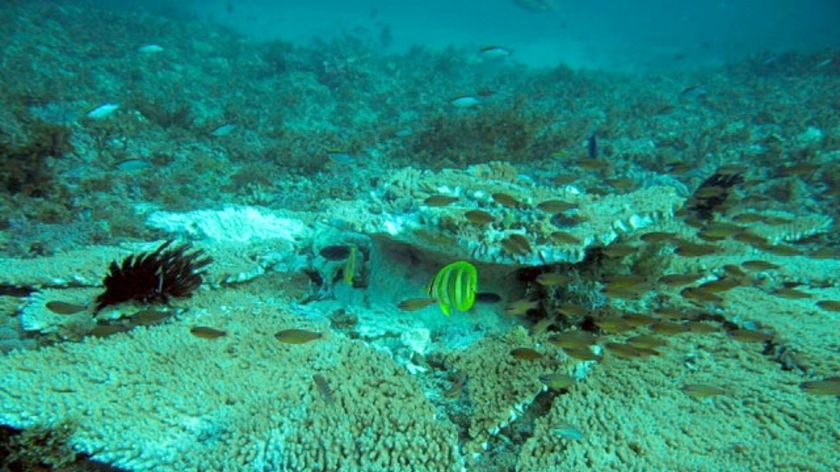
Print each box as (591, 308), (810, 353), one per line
(87, 103), (120, 119)
(450, 96), (480, 108)
(479, 46), (511, 59)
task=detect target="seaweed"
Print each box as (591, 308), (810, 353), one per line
(0, 121), (73, 197)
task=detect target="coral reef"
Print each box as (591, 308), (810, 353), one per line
(0, 292), (464, 471)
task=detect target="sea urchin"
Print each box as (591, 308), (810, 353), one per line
(94, 240), (212, 312)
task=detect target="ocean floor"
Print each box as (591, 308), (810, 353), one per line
(0, 2), (838, 471)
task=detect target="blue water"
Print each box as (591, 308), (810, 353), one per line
(111, 0), (840, 70)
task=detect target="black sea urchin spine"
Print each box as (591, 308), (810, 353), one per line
(94, 240), (212, 312)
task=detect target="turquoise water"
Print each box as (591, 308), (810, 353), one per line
(0, 1), (838, 471)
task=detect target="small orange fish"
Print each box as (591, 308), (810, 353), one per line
(492, 192), (525, 209)
(464, 209), (495, 225)
(423, 195), (459, 206)
(190, 326), (227, 339)
(511, 347), (544, 361)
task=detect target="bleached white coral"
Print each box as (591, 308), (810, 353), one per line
(146, 206), (311, 244)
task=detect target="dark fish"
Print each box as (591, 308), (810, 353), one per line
(475, 292), (502, 303)
(45, 301), (87, 315)
(275, 328), (322, 344)
(190, 326), (227, 339)
(319, 245), (352, 261)
(313, 374), (334, 403)
(587, 132), (598, 159)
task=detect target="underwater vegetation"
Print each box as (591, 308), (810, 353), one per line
(0, 120), (72, 198)
(94, 240), (212, 312)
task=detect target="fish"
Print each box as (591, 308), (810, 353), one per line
(275, 328), (322, 344)
(87, 103), (120, 119)
(622, 313), (656, 327)
(562, 346), (603, 361)
(681, 384), (726, 398)
(687, 321), (719, 334)
(492, 192), (526, 209)
(129, 310), (171, 326)
(510, 347), (544, 361)
(728, 329), (775, 343)
(595, 317), (633, 333)
(479, 45), (511, 59)
(114, 159), (152, 172)
(772, 288), (811, 300)
(89, 322), (131, 337)
(444, 372), (467, 398)
(698, 278), (741, 293)
(816, 300), (840, 313)
(553, 174), (578, 185)
(673, 241), (719, 257)
(137, 44), (164, 54)
(537, 200), (578, 213)
(539, 373), (575, 390)
(313, 374), (334, 403)
(464, 209), (495, 225)
(605, 342), (659, 359)
(557, 302), (590, 317)
(550, 231), (582, 244)
(587, 133), (598, 159)
(190, 326), (227, 339)
(502, 234), (532, 255)
(680, 85), (709, 100)
(210, 124), (236, 136)
(342, 246), (356, 285)
(45, 301), (87, 315)
(799, 377), (840, 396)
(397, 298), (437, 311)
(535, 272), (570, 286)
(547, 331), (597, 349)
(450, 96), (480, 108)
(680, 287), (724, 304)
(626, 335), (667, 349)
(640, 231), (677, 243)
(650, 321), (691, 335)
(602, 244), (636, 258)
(475, 292), (503, 303)
(326, 149), (356, 166)
(423, 195), (459, 206)
(504, 297), (540, 316)
(552, 423), (585, 441)
(319, 245), (352, 261)
(741, 260), (780, 271)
